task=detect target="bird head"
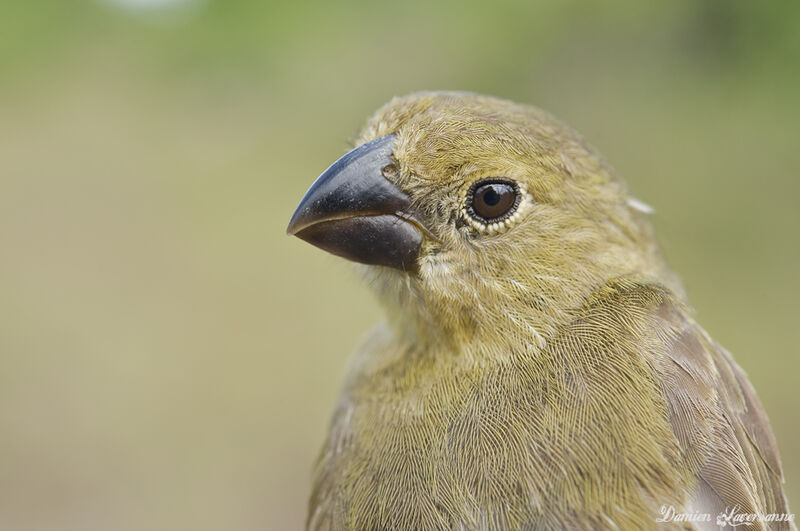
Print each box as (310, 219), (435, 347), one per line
(288, 92), (677, 350)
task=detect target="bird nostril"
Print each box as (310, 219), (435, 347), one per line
(381, 163), (398, 181)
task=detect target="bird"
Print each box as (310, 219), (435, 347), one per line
(286, 92), (794, 530)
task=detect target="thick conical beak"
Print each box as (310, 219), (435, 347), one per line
(286, 134), (422, 273)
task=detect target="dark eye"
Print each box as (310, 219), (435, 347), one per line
(468, 179), (519, 222)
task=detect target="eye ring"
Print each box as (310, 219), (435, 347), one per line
(466, 178), (521, 223)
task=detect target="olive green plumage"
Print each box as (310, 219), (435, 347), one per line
(302, 92), (792, 530)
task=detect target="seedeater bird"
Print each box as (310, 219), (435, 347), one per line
(287, 92), (793, 530)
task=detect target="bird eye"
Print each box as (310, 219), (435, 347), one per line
(467, 179), (520, 223)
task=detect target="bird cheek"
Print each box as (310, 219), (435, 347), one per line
(417, 243), (456, 280)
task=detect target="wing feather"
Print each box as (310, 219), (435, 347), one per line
(656, 301), (793, 530)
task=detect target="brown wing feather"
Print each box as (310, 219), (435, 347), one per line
(656, 301), (793, 530)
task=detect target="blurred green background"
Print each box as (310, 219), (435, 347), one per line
(0, 1), (797, 529)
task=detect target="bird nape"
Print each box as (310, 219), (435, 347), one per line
(287, 92), (794, 531)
